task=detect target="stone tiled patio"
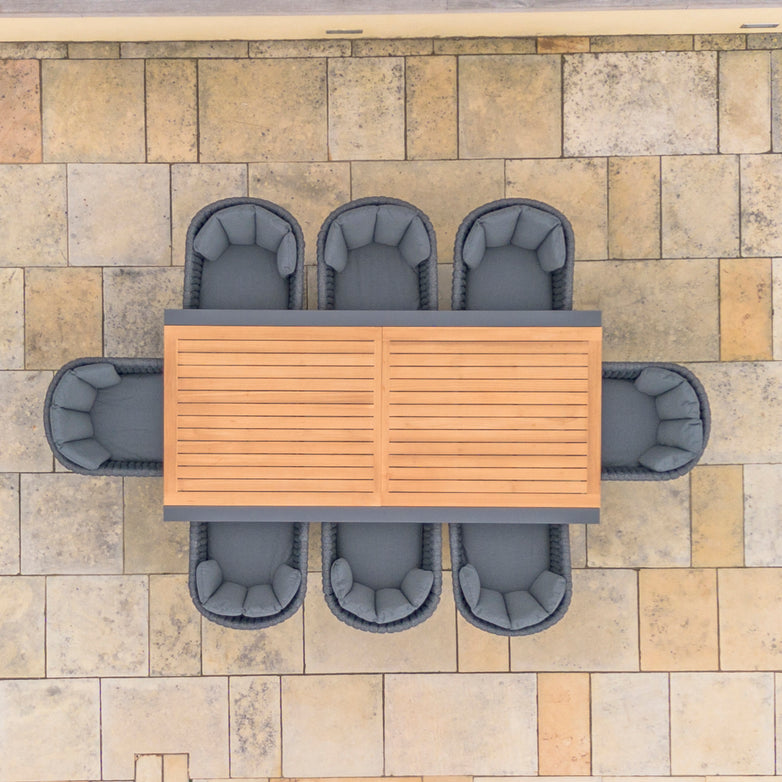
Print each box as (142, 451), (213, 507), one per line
(0, 31), (781, 781)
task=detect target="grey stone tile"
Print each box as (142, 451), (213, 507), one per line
(121, 41), (248, 58)
(564, 52), (717, 156)
(0, 474), (19, 574)
(741, 154), (782, 257)
(68, 42), (119, 58)
(747, 32), (782, 49)
(149, 574), (201, 676)
(0, 575), (45, 677)
(229, 676), (281, 777)
(0, 42), (66, 58)
(20, 474), (123, 574)
(573, 259), (719, 361)
(0, 268), (23, 369)
(353, 38), (432, 56)
(249, 39), (350, 57)
(744, 464), (782, 566)
(719, 51), (771, 153)
(695, 33), (746, 50)
(0, 371), (53, 472)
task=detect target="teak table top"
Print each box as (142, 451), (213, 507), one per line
(163, 311), (601, 523)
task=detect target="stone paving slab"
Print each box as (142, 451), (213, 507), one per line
(0, 268), (23, 369)
(0, 371), (54, 472)
(146, 60), (198, 163)
(690, 465), (744, 568)
(229, 676), (282, 777)
(0, 60), (41, 163)
(743, 464), (782, 566)
(0, 576), (45, 678)
(0, 474), (19, 575)
(149, 574), (201, 677)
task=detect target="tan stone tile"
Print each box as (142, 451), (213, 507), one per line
(694, 361), (782, 464)
(510, 569), (639, 671)
(202, 611), (303, 675)
(744, 464), (782, 566)
(569, 524), (586, 569)
(538, 36), (589, 53)
(136, 754), (162, 782)
(671, 672), (775, 774)
(230, 676), (281, 777)
(199, 59), (327, 162)
(102, 677), (229, 780)
(423, 776), (470, 782)
(0, 42), (66, 58)
(125, 479), (187, 575)
(305, 264), (317, 310)
(573, 259), (719, 361)
(696, 33), (746, 50)
(20, 473), (123, 574)
(149, 574), (201, 676)
(248, 162), (351, 265)
(741, 154), (782, 256)
(0, 371), (54, 472)
(506, 158), (606, 260)
(459, 55), (560, 159)
(42, 60), (144, 162)
(328, 57), (404, 160)
(720, 257), (773, 360)
(778, 675), (782, 775)
(564, 52), (717, 156)
(771, 51), (782, 152)
(747, 32), (782, 49)
(690, 465), (744, 567)
(0, 60), (41, 163)
(171, 163), (247, 265)
(591, 673), (669, 774)
(457, 613), (508, 672)
(385, 673), (536, 775)
(0, 575), (44, 677)
(0, 163), (67, 267)
(25, 267), (102, 369)
(163, 754), (188, 782)
(249, 39), (350, 57)
(437, 263), (452, 310)
(0, 679), (100, 781)
(639, 568), (718, 671)
(303, 571), (456, 673)
(775, 257), (782, 359)
(441, 523), (451, 569)
(352, 159), (504, 259)
(146, 60), (198, 163)
(537, 672), (590, 775)
(68, 42), (119, 58)
(662, 155), (739, 258)
(282, 674), (382, 776)
(47, 574), (148, 676)
(591, 34), (693, 51)
(122, 41), (248, 58)
(406, 56), (457, 161)
(0, 475), (19, 574)
(307, 519), (321, 571)
(720, 51), (771, 153)
(434, 38), (536, 55)
(0, 268), (23, 369)
(608, 156), (660, 259)
(588, 479), (691, 567)
(719, 568), (782, 669)
(104, 268), (182, 358)
(353, 38), (432, 56)
(68, 163), (171, 265)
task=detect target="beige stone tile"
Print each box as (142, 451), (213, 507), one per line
(202, 612), (303, 675)
(149, 574), (201, 676)
(720, 51), (771, 153)
(136, 754), (162, 782)
(690, 465), (744, 567)
(42, 60), (144, 162)
(68, 163), (171, 266)
(434, 38), (536, 54)
(437, 263), (453, 310)
(696, 33), (746, 50)
(568, 524), (586, 569)
(459, 55), (560, 159)
(564, 52), (717, 156)
(353, 38), (432, 56)
(573, 259), (719, 361)
(0, 474), (19, 574)
(538, 36), (590, 53)
(591, 673), (670, 774)
(0, 42), (66, 58)
(199, 59), (327, 162)
(457, 613), (508, 672)
(537, 672), (590, 775)
(406, 56), (457, 160)
(741, 154), (782, 256)
(68, 41), (119, 58)
(778, 675), (782, 775)
(163, 754), (188, 782)
(506, 158), (606, 260)
(303, 571), (456, 673)
(0, 372), (54, 472)
(171, 164), (247, 265)
(230, 676), (281, 777)
(102, 677), (229, 780)
(0, 60), (41, 163)
(588, 479), (691, 567)
(307, 520), (321, 571)
(248, 162), (350, 265)
(590, 34), (693, 51)
(720, 257), (773, 360)
(125, 478), (187, 574)
(305, 264), (317, 310)
(352, 159), (504, 258)
(249, 39), (350, 57)
(639, 568), (718, 671)
(744, 464), (782, 566)
(748, 32), (782, 49)
(671, 672), (775, 774)
(0, 575), (44, 677)
(0, 268), (23, 369)
(662, 155), (739, 258)
(771, 51), (782, 152)
(122, 41), (248, 58)
(47, 574), (148, 676)
(0, 679), (100, 782)
(104, 268), (182, 358)
(775, 257), (782, 359)
(20, 473), (123, 574)
(608, 156), (660, 259)
(694, 361), (782, 464)
(282, 674), (382, 776)
(146, 60), (198, 163)
(385, 673), (537, 775)
(328, 57), (404, 160)
(510, 569), (639, 671)
(719, 568), (782, 669)
(0, 163), (67, 267)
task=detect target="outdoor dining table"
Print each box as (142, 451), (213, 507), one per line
(163, 309), (602, 523)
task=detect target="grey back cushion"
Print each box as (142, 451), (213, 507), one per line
(461, 523), (549, 593)
(336, 522), (423, 590)
(601, 378), (659, 467)
(90, 374), (163, 462)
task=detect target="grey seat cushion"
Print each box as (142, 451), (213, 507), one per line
(601, 378), (659, 467)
